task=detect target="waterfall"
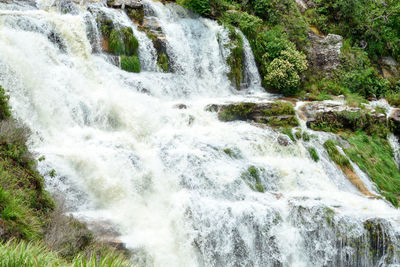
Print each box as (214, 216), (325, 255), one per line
(1, 0), (400, 266)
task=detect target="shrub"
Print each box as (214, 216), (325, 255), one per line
(178, 0), (211, 15)
(220, 11), (263, 39)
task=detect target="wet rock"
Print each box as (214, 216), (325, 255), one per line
(308, 32), (343, 72)
(107, 0), (142, 9)
(86, 220), (130, 254)
(302, 102), (387, 134)
(57, 0), (78, 14)
(380, 56), (399, 78)
(390, 108), (400, 135)
(206, 101), (299, 127)
(174, 104), (187, 109)
(278, 135), (290, 146)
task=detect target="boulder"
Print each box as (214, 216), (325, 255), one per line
(380, 56), (399, 78)
(308, 32), (343, 72)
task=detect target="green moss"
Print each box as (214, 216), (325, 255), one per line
(309, 109), (388, 137)
(127, 9), (144, 24)
(225, 25), (243, 89)
(108, 29), (124, 55)
(308, 147), (319, 162)
(121, 55), (141, 73)
(108, 27), (139, 57)
(267, 116), (299, 128)
(343, 132), (400, 207)
(324, 139), (352, 170)
(98, 18), (113, 38)
(218, 103), (255, 121)
(157, 52), (169, 72)
(121, 27), (139, 56)
(263, 101), (295, 116)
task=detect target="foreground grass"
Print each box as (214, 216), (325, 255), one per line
(0, 240), (132, 267)
(343, 132), (400, 207)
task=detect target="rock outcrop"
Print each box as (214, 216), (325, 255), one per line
(107, 0), (142, 9)
(301, 102), (386, 134)
(308, 32), (343, 72)
(206, 101), (299, 127)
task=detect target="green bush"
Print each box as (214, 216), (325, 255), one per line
(121, 55), (141, 73)
(178, 0), (211, 15)
(220, 11), (263, 39)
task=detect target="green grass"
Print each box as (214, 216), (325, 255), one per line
(281, 128), (295, 142)
(121, 55), (141, 73)
(308, 147), (319, 162)
(0, 240), (131, 267)
(323, 140), (352, 170)
(343, 132), (400, 207)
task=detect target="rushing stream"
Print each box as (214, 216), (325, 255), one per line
(1, 0), (400, 266)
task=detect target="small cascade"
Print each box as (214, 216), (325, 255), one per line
(0, 0), (400, 266)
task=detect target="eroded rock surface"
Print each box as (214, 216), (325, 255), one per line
(308, 32), (343, 72)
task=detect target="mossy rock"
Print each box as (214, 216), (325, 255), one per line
(225, 25), (244, 89)
(157, 52), (169, 72)
(214, 101), (299, 128)
(303, 103), (388, 136)
(121, 55), (141, 73)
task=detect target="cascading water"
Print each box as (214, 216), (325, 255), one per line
(1, 0), (400, 266)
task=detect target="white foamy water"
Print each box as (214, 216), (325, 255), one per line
(0, 0), (400, 266)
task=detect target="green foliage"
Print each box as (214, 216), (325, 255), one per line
(343, 132), (400, 207)
(0, 240), (131, 267)
(324, 140), (352, 170)
(121, 55), (141, 73)
(263, 101), (295, 116)
(0, 86), (11, 120)
(308, 147), (319, 162)
(253, 28), (307, 95)
(220, 11), (262, 39)
(218, 103), (255, 121)
(157, 52), (169, 72)
(178, 0), (211, 15)
(107, 27), (139, 57)
(108, 29), (124, 55)
(308, 0), (400, 62)
(127, 9), (144, 24)
(121, 27), (139, 56)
